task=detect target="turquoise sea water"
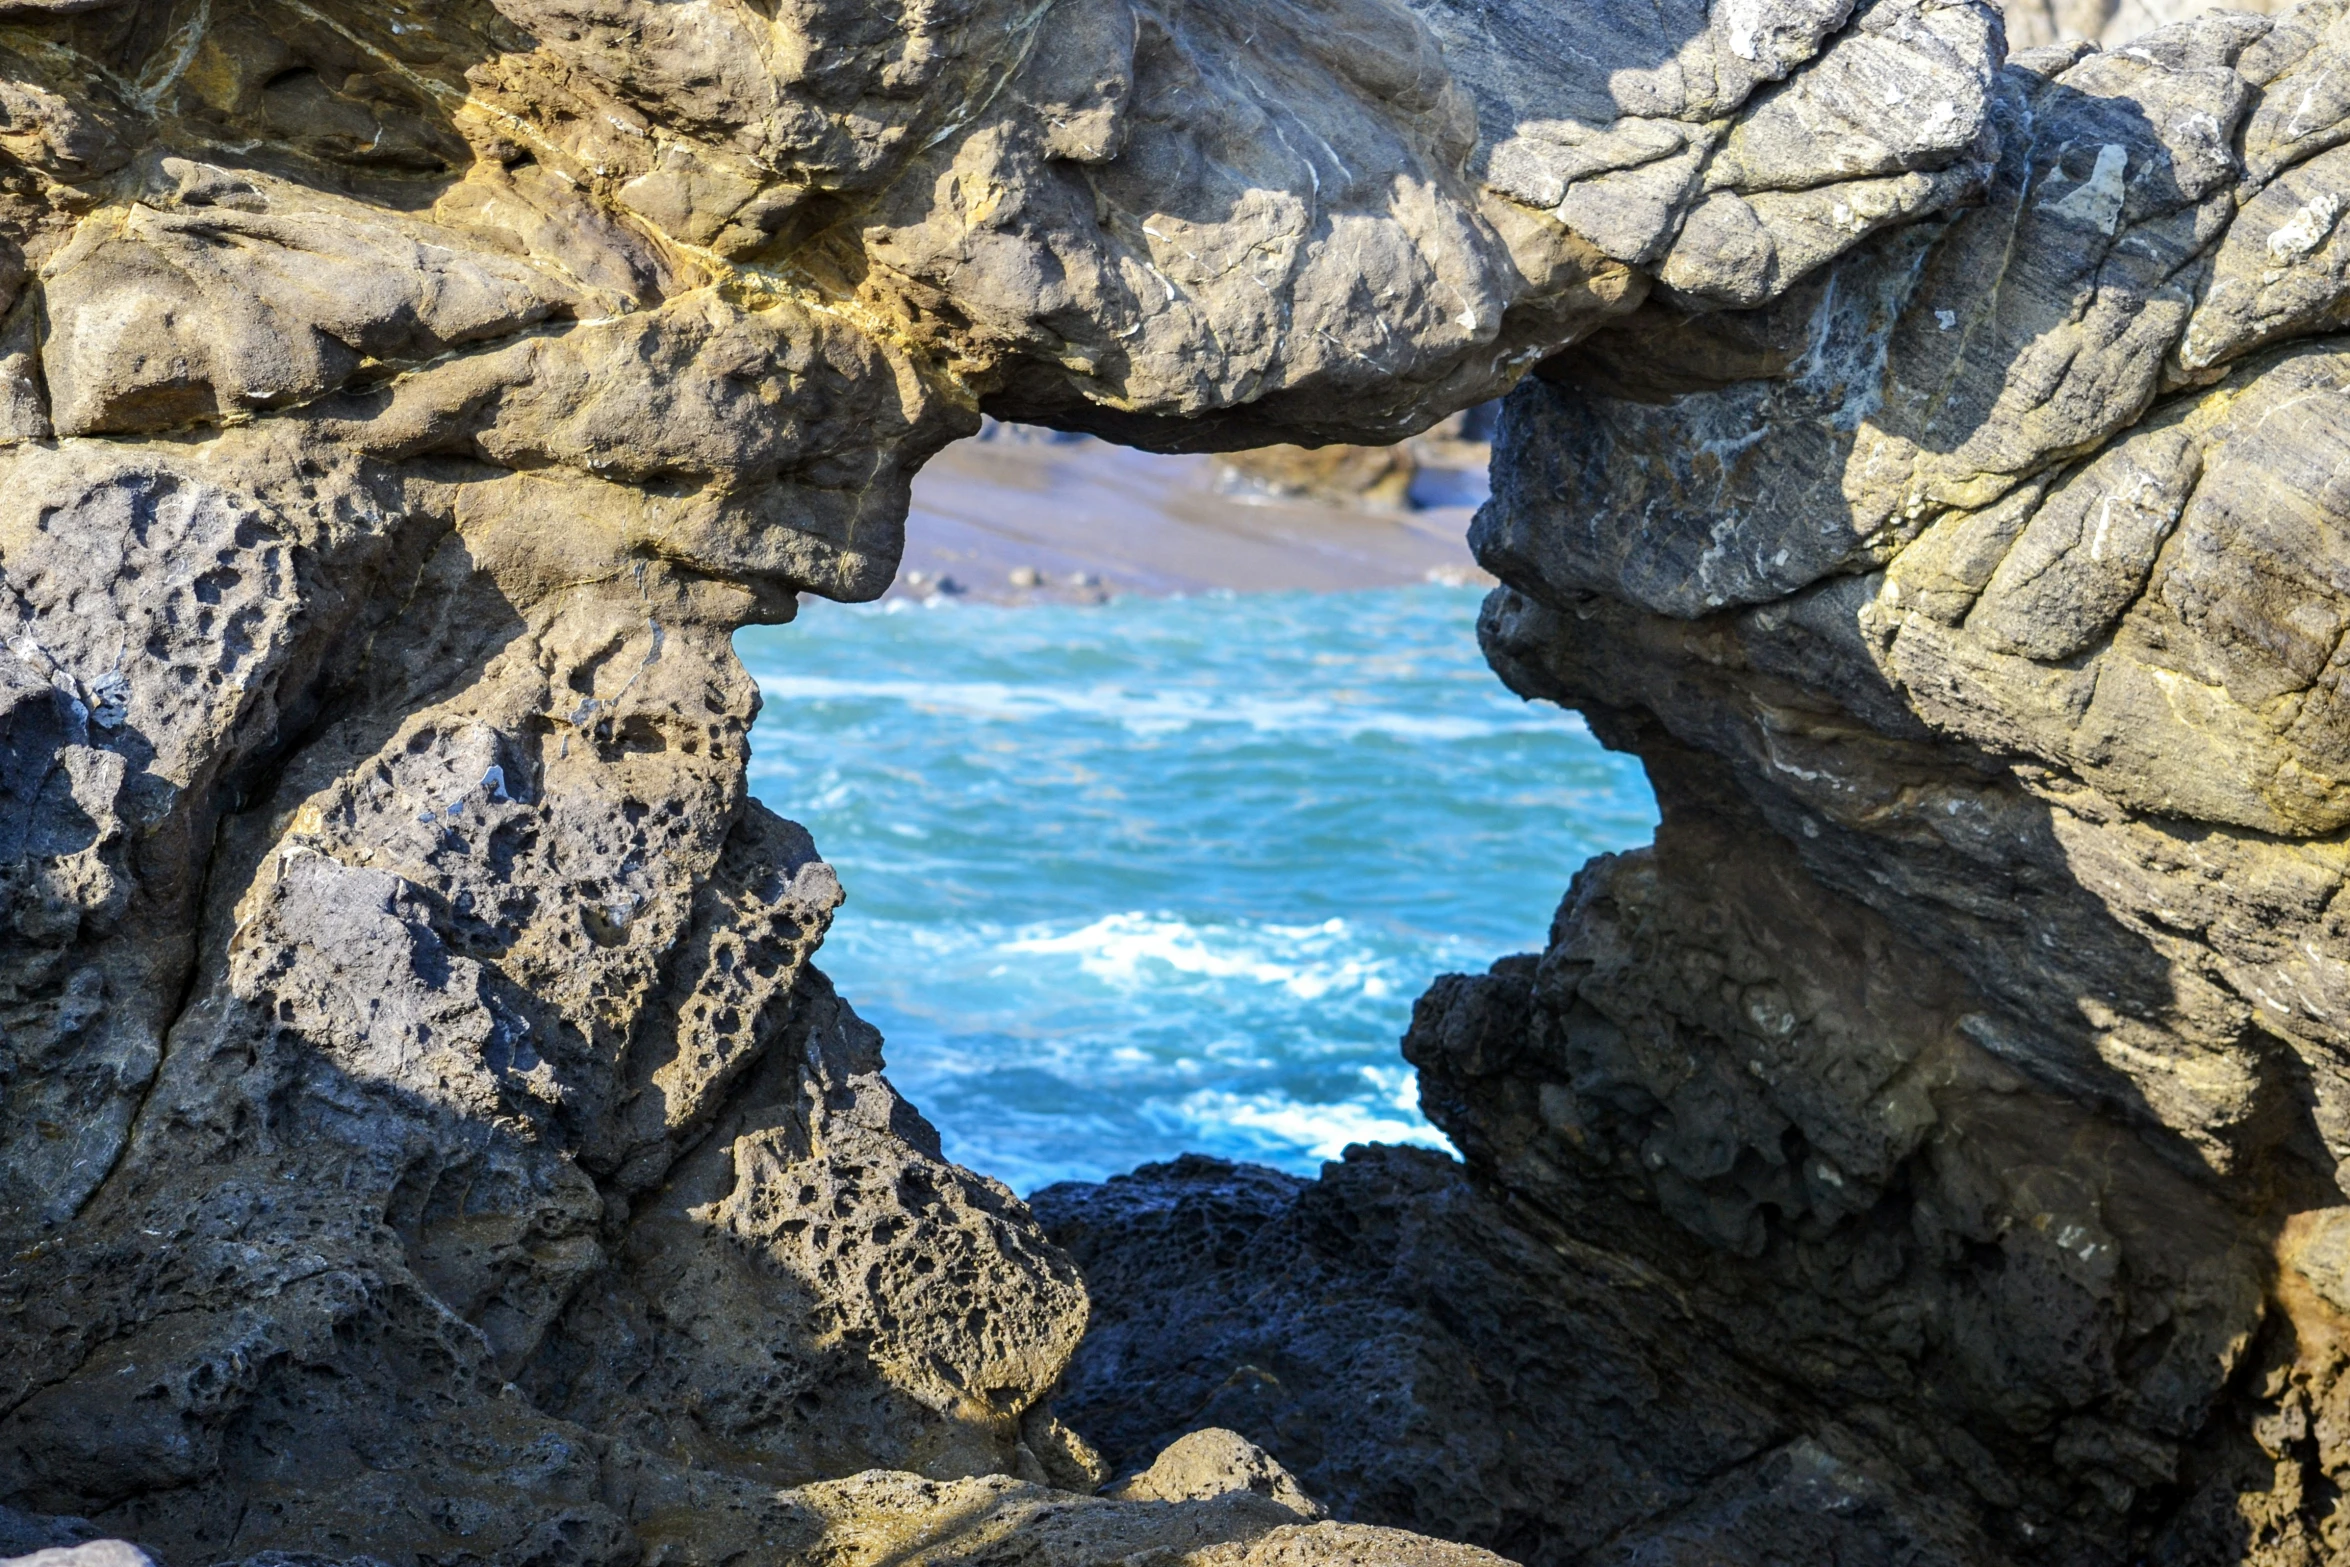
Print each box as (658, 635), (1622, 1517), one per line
(736, 586), (1658, 1194)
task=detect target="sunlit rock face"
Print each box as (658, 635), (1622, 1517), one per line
(1042, 4), (2350, 1565)
(0, 0), (2004, 1562)
(1423, 6), (2350, 1561)
(2006, 0), (2288, 50)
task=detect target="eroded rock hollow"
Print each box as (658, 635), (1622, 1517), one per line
(0, 0), (2337, 1560)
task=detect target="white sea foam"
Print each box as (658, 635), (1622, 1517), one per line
(736, 585), (1659, 1186)
(1357, 1060), (1424, 1112)
(755, 674), (1577, 743)
(1176, 1087), (1456, 1162)
(1003, 912), (1395, 1000)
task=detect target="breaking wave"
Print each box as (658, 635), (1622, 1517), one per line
(1004, 913), (1399, 1001)
(754, 672), (1581, 743)
(738, 585), (1657, 1193)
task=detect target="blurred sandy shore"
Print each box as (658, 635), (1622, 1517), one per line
(892, 429), (1492, 604)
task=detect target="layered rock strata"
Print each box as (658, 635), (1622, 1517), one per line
(0, 0), (2004, 1561)
(1056, 4), (2350, 1563)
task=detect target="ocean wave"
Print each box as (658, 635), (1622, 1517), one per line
(755, 673), (1577, 742)
(1173, 1086), (1457, 1163)
(1003, 912), (1397, 1000)
(736, 584), (1658, 1184)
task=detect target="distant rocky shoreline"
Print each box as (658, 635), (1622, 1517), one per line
(886, 420), (1494, 606)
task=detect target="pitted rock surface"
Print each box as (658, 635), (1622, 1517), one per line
(0, 0), (2005, 1563)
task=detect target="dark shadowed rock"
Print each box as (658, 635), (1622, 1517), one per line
(1037, 1149), (1999, 1565)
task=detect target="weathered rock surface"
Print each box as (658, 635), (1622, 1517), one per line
(1039, 1149), (2003, 1565)
(1103, 1426), (1327, 1517)
(765, 1468), (1510, 1567)
(1048, 3), (2350, 1564)
(2006, 0), (2285, 50)
(0, 0), (2006, 1561)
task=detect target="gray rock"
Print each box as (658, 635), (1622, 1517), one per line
(1035, 6), (2350, 1567)
(0, 0), (2248, 1560)
(0, 1512), (99, 1561)
(1039, 1149), (1999, 1566)
(1392, 1), (2350, 1560)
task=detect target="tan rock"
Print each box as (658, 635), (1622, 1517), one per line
(775, 1471), (1501, 1567)
(1107, 1428), (1329, 1518)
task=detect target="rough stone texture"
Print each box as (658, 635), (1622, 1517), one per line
(1038, 1149), (2001, 1566)
(1040, 4), (2350, 1566)
(5, 1467), (1510, 1567)
(764, 1469), (1512, 1567)
(0, 1513), (100, 1562)
(1103, 1427), (1327, 1517)
(0, 0), (2003, 1562)
(2007, 0), (2286, 51)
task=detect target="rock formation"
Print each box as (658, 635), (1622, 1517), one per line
(1047, 3), (2350, 1564)
(1039, 1147), (2014, 1564)
(2006, 0), (2282, 52)
(23, 0), (2350, 1558)
(0, 0), (2008, 1561)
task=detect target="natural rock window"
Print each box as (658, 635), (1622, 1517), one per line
(4, 0), (2349, 1562)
